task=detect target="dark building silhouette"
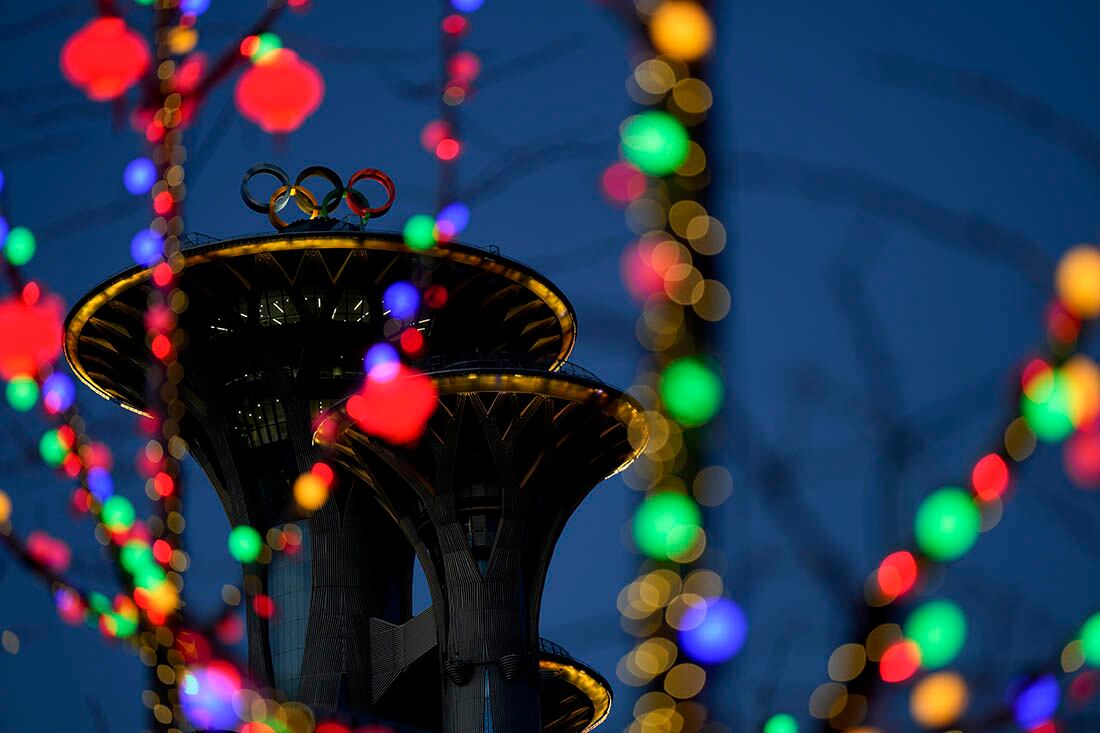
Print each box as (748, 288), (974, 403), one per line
(64, 216), (644, 732)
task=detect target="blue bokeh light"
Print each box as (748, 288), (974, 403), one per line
(42, 372), (75, 414)
(87, 467), (114, 502)
(678, 598), (748, 664)
(364, 342), (400, 378)
(0, 215), (8, 246)
(123, 157), (157, 195)
(130, 229), (164, 266)
(383, 281), (421, 321)
(451, 0), (484, 11)
(1011, 674), (1060, 728)
(437, 201), (470, 237)
(180, 0), (211, 14)
(179, 664), (241, 731)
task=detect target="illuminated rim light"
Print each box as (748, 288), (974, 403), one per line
(65, 232), (578, 416)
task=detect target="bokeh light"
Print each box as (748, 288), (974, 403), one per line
(971, 453), (1009, 501)
(633, 492), (702, 559)
(1056, 244), (1100, 319)
(1012, 674), (1060, 728)
(910, 671), (968, 728)
(904, 600), (967, 669)
(1080, 612), (1100, 666)
(621, 111), (690, 176)
(660, 357), (722, 426)
(1021, 367), (1075, 442)
(0, 490), (11, 523)
(383, 281), (420, 321)
(101, 495), (135, 532)
(180, 662), (242, 730)
(123, 157), (156, 195)
(3, 227), (36, 266)
(228, 525), (263, 563)
(130, 229), (164, 266)
(677, 597), (747, 664)
(235, 49), (324, 133)
(762, 713), (797, 733)
(5, 376), (38, 412)
(294, 470), (329, 512)
(42, 372), (75, 413)
(348, 364), (438, 445)
(914, 488), (980, 561)
(60, 18), (150, 101)
(877, 550), (918, 598)
(363, 342), (400, 378)
(1065, 429), (1100, 489)
(879, 640), (921, 683)
(436, 201), (470, 238)
(403, 214), (437, 250)
(649, 1), (715, 61)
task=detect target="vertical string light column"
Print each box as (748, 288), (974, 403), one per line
(139, 4), (191, 730)
(604, 3), (741, 733)
(403, 0), (482, 253)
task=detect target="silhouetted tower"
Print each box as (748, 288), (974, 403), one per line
(63, 166), (640, 732)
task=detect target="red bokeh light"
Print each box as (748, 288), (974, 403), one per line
(153, 539), (173, 564)
(316, 724), (352, 733)
(442, 14), (468, 35)
(27, 532), (72, 574)
(877, 550), (918, 598)
(420, 120), (451, 152)
(972, 453), (1010, 501)
(399, 328), (425, 356)
(435, 138), (461, 161)
(424, 284), (448, 309)
(21, 281), (40, 306)
(235, 49), (324, 133)
(879, 640), (921, 683)
(60, 18), (150, 101)
(153, 191), (174, 216)
(253, 594), (275, 619)
(153, 263), (174, 287)
(1065, 429), (1100, 489)
(447, 51), (481, 82)
(1028, 722), (1057, 733)
(347, 365), (437, 445)
(151, 334), (172, 361)
(311, 461), (334, 487)
(0, 294), (63, 381)
(601, 162), (646, 206)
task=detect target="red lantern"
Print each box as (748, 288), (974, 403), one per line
(234, 49), (324, 134)
(60, 18), (150, 101)
(0, 294), (64, 380)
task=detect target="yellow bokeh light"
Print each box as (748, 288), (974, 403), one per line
(1063, 355), (1100, 428)
(1056, 244), (1100, 319)
(828, 643), (867, 682)
(649, 2), (715, 61)
(909, 671), (968, 728)
(293, 472), (329, 511)
(664, 663), (706, 699)
(0, 490), (11, 523)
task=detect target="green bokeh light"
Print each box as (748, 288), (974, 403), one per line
(904, 599), (967, 669)
(251, 32), (282, 62)
(660, 357), (723, 426)
(5, 377), (38, 412)
(1081, 612), (1100, 667)
(763, 714), (798, 733)
(228, 525), (263, 563)
(914, 487), (980, 561)
(620, 111), (690, 176)
(1021, 370), (1075, 442)
(101, 496), (136, 532)
(4, 226), (36, 266)
(38, 428), (67, 466)
(403, 214), (437, 251)
(633, 492), (702, 559)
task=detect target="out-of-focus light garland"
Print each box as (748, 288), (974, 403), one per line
(766, 245), (1100, 732)
(400, 0), (483, 252)
(602, 3), (732, 732)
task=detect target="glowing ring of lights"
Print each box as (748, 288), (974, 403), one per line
(240, 162), (290, 213)
(267, 186), (319, 231)
(346, 168), (396, 218)
(293, 165), (344, 217)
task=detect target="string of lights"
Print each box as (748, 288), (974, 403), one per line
(756, 250), (1100, 733)
(599, 2), (740, 732)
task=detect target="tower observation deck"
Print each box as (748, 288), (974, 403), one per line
(64, 169), (646, 733)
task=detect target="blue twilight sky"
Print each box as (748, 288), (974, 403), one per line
(2, 2), (1100, 732)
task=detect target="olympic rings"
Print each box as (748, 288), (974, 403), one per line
(268, 185), (319, 231)
(240, 163), (398, 230)
(346, 169), (396, 218)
